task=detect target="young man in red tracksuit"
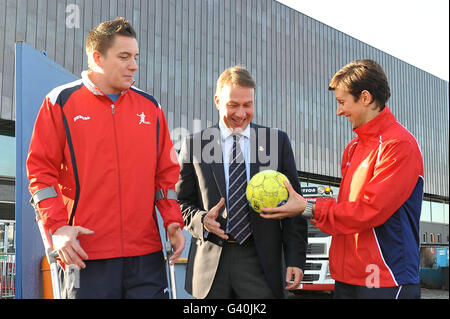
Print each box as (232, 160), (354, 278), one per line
(27, 17), (185, 298)
(261, 59), (423, 299)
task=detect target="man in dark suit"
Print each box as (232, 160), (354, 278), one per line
(176, 65), (307, 299)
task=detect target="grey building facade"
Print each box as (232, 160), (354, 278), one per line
(1, 1), (448, 229)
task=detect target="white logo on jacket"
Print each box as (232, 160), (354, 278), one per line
(73, 115), (91, 122)
(137, 112), (151, 125)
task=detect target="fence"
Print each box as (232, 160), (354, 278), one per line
(1, 220), (16, 298)
(0, 253), (15, 298)
(1, 220), (15, 253)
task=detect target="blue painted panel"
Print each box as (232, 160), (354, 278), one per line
(15, 41), (78, 298)
(435, 247), (449, 268)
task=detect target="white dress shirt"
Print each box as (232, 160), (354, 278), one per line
(219, 120), (251, 233)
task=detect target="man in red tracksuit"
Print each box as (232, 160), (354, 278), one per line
(262, 59), (423, 299)
(27, 17), (185, 298)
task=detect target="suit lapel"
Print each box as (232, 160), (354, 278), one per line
(250, 123), (261, 177)
(207, 124), (227, 200)
(211, 161), (226, 199)
(249, 124), (263, 223)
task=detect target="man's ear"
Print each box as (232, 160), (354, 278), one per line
(87, 50), (104, 72)
(92, 50), (102, 68)
(214, 95), (220, 110)
(360, 90), (374, 106)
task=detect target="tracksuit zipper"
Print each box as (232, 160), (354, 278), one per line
(110, 100), (124, 255)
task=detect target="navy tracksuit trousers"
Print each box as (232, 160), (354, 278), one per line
(58, 250), (169, 299)
(334, 281), (421, 299)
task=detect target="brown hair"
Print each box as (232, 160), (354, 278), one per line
(328, 59), (391, 111)
(86, 17), (136, 56)
(215, 65), (256, 97)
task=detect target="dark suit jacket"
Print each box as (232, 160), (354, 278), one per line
(176, 123), (307, 298)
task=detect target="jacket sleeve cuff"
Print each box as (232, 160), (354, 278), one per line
(313, 198), (328, 221)
(36, 197), (69, 235)
(48, 221), (69, 235)
(155, 197), (185, 230)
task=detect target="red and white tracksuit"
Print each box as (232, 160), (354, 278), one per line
(27, 71), (184, 260)
(315, 107), (424, 287)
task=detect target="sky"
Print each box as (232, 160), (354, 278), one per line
(277, 0), (449, 82)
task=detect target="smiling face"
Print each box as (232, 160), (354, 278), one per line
(215, 85), (255, 133)
(329, 60), (390, 128)
(91, 35), (139, 94)
(333, 86), (377, 129)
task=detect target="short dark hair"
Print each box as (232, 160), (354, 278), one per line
(328, 59), (391, 111)
(216, 65), (256, 97)
(86, 17), (136, 56)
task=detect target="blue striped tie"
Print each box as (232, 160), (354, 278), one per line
(228, 135), (252, 244)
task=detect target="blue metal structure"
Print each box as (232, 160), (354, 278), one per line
(15, 41), (78, 298)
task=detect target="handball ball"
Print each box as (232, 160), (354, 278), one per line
(246, 170), (289, 213)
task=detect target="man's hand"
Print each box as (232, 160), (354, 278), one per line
(203, 198), (228, 240)
(285, 266), (303, 290)
(167, 222), (186, 265)
(52, 225), (94, 269)
(260, 180), (307, 219)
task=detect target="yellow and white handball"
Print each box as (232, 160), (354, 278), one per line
(246, 170), (289, 213)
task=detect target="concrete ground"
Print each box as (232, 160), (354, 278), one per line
(420, 287), (449, 299)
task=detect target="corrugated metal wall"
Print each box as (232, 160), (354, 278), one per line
(1, 0), (448, 197)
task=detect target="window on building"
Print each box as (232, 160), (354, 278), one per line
(0, 135), (15, 177)
(421, 200), (432, 222)
(431, 201), (445, 223)
(444, 203), (449, 224)
(1, 134), (16, 221)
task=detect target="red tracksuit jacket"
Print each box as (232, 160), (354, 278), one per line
(27, 71), (184, 260)
(315, 107), (424, 287)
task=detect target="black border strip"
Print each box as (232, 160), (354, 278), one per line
(61, 111), (80, 226)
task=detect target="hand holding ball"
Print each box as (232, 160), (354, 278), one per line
(246, 170), (289, 213)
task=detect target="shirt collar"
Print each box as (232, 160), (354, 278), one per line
(353, 106), (396, 141)
(219, 119), (251, 143)
(81, 70), (135, 96)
